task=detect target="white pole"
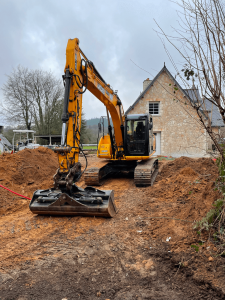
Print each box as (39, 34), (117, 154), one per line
(12, 133), (14, 153)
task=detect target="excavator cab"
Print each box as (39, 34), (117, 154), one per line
(125, 114), (152, 157)
(85, 112), (157, 187)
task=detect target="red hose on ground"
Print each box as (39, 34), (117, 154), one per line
(0, 184), (31, 200)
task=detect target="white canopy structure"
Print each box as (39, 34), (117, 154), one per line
(12, 130), (36, 152)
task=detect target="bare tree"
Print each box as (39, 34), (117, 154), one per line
(1, 66), (64, 134)
(1, 66), (33, 130)
(155, 0), (225, 245)
(28, 69), (63, 134)
(155, 0), (225, 157)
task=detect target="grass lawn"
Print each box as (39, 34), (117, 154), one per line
(83, 146), (97, 150)
(157, 156), (175, 161)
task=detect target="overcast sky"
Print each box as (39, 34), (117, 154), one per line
(0, 0), (182, 123)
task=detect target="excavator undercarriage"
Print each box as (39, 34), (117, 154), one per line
(84, 158), (159, 187)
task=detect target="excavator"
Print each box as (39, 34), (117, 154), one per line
(29, 38), (158, 217)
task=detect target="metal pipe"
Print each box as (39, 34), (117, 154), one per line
(61, 68), (72, 146)
(106, 108), (110, 129)
(61, 69), (71, 123)
(61, 123), (67, 145)
(108, 125), (115, 158)
(12, 134), (14, 153)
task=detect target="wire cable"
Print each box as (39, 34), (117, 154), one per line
(74, 59), (89, 95)
(0, 184), (31, 200)
(75, 146), (88, 182)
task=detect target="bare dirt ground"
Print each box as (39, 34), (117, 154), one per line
(0, 148), (225, 299)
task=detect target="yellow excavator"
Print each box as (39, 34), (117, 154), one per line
(29, 38), (158, 217)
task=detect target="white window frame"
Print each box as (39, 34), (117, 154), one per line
(149, 102), (160, 115)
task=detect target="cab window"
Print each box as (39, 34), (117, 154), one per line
(127, 120), (146, 140)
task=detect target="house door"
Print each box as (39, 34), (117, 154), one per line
(153, 132), (161, 156)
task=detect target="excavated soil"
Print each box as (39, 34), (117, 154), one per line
(0, 149), (225, 299)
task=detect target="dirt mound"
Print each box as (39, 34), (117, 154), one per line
(143, 156), (220, 251)
(178, 167), (198, 177)
(160, 156), (217, 179)
(0, 147), (58, 186)
(0, 147), (58, 213)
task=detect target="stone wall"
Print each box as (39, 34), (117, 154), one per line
(206, 127), (220, 151)
(128, 70), (207, 157)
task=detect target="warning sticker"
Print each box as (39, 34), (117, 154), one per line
(97, 83), (113, 100)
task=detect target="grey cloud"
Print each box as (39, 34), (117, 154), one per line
(0, 0), (181, 121)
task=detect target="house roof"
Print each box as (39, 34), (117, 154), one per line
(183, 88), (201, 102)
(203, 99), (224, 127)
(0, 134), (12, 147)
(126, 65), (193, 114)
(126, 65), (224, 127)
(183, 88), (224, 127)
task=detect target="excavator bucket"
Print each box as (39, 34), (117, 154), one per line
(29, 185), (117, 217)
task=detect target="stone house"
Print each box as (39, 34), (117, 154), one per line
(125, 65), (223, 157)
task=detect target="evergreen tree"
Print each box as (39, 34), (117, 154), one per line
(80, 110), (89, 144)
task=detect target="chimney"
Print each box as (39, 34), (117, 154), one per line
(143, 78), (152, 91)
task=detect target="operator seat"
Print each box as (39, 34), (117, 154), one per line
(136, 122), (144, 139)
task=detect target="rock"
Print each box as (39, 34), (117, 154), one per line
(150, 271), (157, 276)
(142, 259), (154, 270)
(183, 261), (188, 267)
(208, 257), (214, 261)
(97, 292), (101, 297)
(0, 272), (13, 284)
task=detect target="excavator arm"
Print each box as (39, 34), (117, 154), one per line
(29, 38), (118, 217)
(54, 38), (126, 190)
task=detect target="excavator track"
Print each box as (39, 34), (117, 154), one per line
(84, 158), (159, 187)
(84, 167), (101, 186)
(84, 161), (111, 186)
(134, 158), (158, 187)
